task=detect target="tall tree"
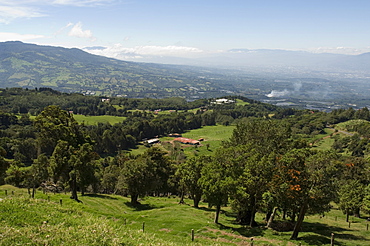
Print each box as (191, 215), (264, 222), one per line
(176, 156), (211, 208)
(284, 150), (340, 240)
(35, 106), (96, 201)
(199, 154), (231, 223)
(117, 147), (172, 205)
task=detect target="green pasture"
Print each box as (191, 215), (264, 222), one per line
(158, 125), (235, 157)
(72, 115), (126, 125)
(235, 99), (250, 106)
(29, 114), (126, 125)
(1, 185), (369, 246)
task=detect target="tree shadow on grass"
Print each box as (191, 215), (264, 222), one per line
(297, 221), (368, 246)
(197, 206), (217, 212)
(124, 201), (163, 211)
(215, 222), (267, 238)
(84, 194), (118, 200)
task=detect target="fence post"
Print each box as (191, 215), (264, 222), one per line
(4, 190), (7, 196)
(367, 224), (369, 231)
(59, 199), (62, 206)
(331, 233), (335, 246)
(191, 229), (194, 241)
(142, 222), (145, 233)
(348, 222), (351, 228)
(250, 237), (254, 246)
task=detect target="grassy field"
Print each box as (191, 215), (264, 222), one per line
(72, 115), (126, 125)
(29, 114), (127, 125)
(1, 185), (369, 246)
(159, 125), (235, 157)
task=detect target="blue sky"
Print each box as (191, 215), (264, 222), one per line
(1, 0), (370, 58)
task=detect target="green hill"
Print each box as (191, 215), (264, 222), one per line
(1, 185), (369, 246)
(0, 41), (233, 99)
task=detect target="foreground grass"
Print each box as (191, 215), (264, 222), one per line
(1, 185), (369, 245)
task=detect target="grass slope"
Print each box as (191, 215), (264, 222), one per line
(73, 115), (126, 125)
(1, 185), (369, 246)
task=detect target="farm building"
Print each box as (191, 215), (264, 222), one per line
(168, 133), (182, 137)
(173, 137), (200, 145)
(211, 98), (235, 104)
(147, 138), (160, 144)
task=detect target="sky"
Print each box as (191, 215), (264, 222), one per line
(1, 0), (370, 59)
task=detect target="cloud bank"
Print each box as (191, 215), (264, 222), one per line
(0, 32), (45, 42)
(84, 44), (204, 59)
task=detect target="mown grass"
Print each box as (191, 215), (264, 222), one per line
(1, 185), (369, 245)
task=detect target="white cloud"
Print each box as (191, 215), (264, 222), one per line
(0, 0), (115, 23)
(0, 32), (45, 41)
(0, 4), (44, 24)
(307, 47), (370, 55)
(52, 0), (113, 7)
(68, 22), (96, 41)
(85, 44), (204, 59)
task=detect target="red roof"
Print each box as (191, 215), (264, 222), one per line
(173, 137), (200, 145)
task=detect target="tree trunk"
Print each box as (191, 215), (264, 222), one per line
(131, 193), (139, 205)
(193, 193), (202, 208)
(282, 209), (287, 220)
(354, 207), (360, 218)
(237, 210), (258, 226)
(267, 207), (278, 228)
(214, 204), (221, 224)
(290, 202), (308, 240)
(346, 208), (350, 222)
(179, 188), (185, 204)
(70, 177), (79, 202)
(265, 210), (272, 223)
(249, 202), (257, 227)
(32, 185), (35, 199)
(291, 210), (296, 222)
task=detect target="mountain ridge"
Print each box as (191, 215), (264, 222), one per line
(0, 41), (232, 98)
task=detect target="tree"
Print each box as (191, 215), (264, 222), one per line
(101, 164), (120, 194)
(34, 105), (88, 156)
(219, 119), (293, 226)
(338, 156), (370, 218)
(117, 147), (172, 205)
(0, 147), (9, 185)
(176, 156), (211, 208)
(199, 155), (230, 223)
(29, 154), (49, 198)
(339, 180), (365, 220)
(70, 143), (100, 197)
(363, 184), (370, 214)
(281, 150), (340, 240)
(4, 161), (27, 187)
(35, 106), (96, 201)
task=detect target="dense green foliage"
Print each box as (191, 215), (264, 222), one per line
(1, 88), (370, 244)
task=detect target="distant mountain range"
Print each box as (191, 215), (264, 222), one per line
(0, 41), (233, 98)
(1, 41), (370, 110)
(85, 46), (370, 74)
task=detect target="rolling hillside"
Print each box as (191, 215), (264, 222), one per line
(0, 41), (233, 99)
